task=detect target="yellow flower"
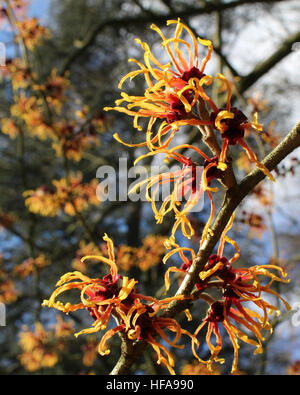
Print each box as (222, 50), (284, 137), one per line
(34, 69), (70, 112)
(1, 118), (20, 139)
(4, 58), (36, 91)
(209, 74), (274, 181)
(14, 254), (50, 278)
(191, 215), (290, 373)
(181, 360), (220, 375)
(52, 120), (100, 162)
(42, 234), (192, 374)
(16, 17), (50, 51)
(0, 278), (18, 304)
(18, 322), (59, 372)
(10, 93), (54, 140)
(135, 235), (167, 272)
(81, 336), (98, 367)
(23, 173), (99, 217)
(105, 19), (214, 150)
(130, 145), (214, 244)
(54, 315), (74, 338)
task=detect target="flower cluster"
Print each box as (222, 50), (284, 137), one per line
(81, 336), (98, 367)
(134, 234), (167, 271)
(0, 6), (104, 170)
(42, 19), (290, 375)
(42, 234), (193, 374)
(33, 69), (70, 112)
(180, 360), (220, 375)
(23, 172), (99, 217)
(105, 19), (274, 246)
(72, 235), (167, 273)
(10, 93), (53, 140)
(4, 58), (36, 91)
(0, 211), (16, 230)
(0, 0), (27, 27)
(0, 253), (17, 304)
(166, 215), (289, 373)
(0, 118), (20, 139)
(2, 57), (102, 163)
(0, 266), (18, 304)
(51, 119), (100, 162)
(18, 318), (74, 372)
(16, 17), (50, 50)
(14, 254), (50, 278)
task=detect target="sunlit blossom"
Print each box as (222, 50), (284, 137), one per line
(18, 318), (73, 372)
(180, 360), (221, 375)
(4, 58), (36, 91)
(42, 234), (192, 374)
(209, 74), (274, 181)
(52, 120), (100, 162)
(16, 17), (50, 50)
(0, 274), (18, 304)
(18, 322), (59, 372)
(34, 69), (70, 112)
(14, 254), (50, 278)
(130, 145), (216, 243)
(10, 93), (54, 140)
(23, 173), (99, 217)
(190, 215), (290, 373)
(104, 18), (214, 150)
(0, 118), (20, 139)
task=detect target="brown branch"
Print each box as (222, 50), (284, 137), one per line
(110, 118), (300, 375)
(237, 29), (300, 94)
(60, 0), (287, 74)
(110, 339), (148, 375)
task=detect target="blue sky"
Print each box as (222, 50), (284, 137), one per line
(28, 0), (50, 19)
(0, 0), (50, 59)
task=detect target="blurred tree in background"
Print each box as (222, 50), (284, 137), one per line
(0, 0), (299, 375)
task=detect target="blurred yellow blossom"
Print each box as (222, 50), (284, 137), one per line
(23, 173), (99, 217)
(14, 254), (50, 278)
(16, 17), (50, 50)
(181, 360), (220, 375)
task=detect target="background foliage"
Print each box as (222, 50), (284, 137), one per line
(0, 0), (299, 375)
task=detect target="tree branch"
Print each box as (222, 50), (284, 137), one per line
(237, 29), (300, 94)
(110, 118), (300, 375)
(60, 0), (287, 74)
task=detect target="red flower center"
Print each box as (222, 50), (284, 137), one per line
(210, 107), (248, 145)
(181, 66), (205, 82)
(207, 301), (224, 323)
(203, 156), (223, 183)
